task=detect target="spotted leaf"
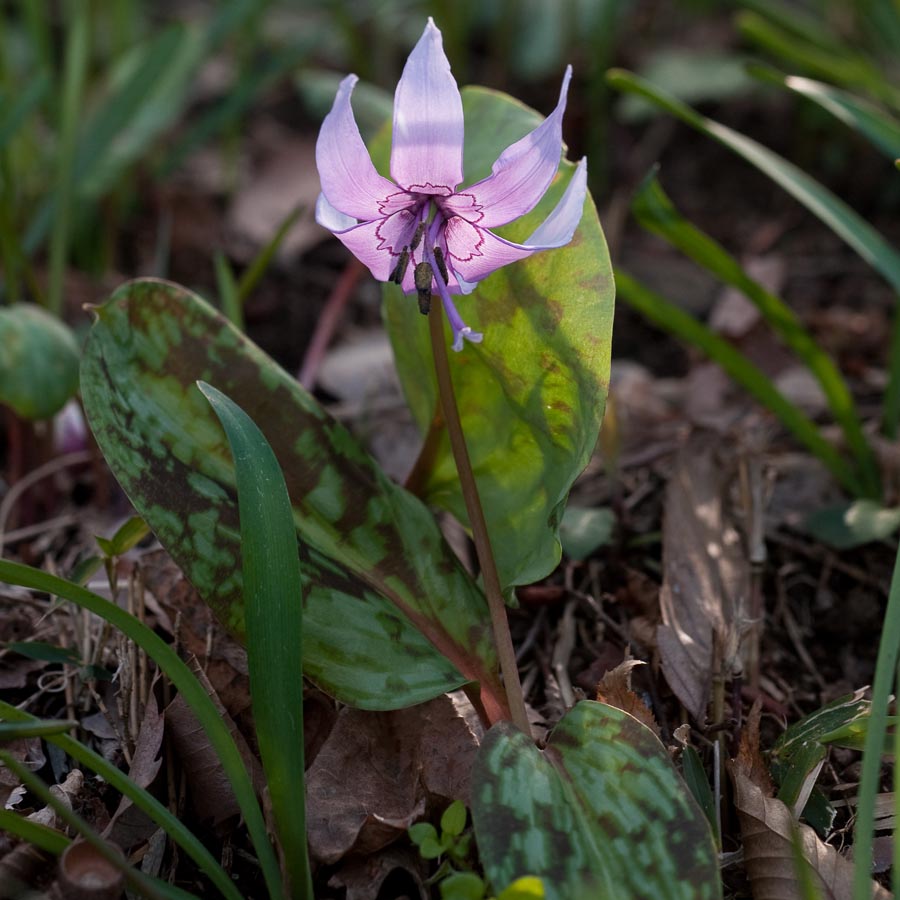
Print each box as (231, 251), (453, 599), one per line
(471, 701), (721, 900)
(380, 87), (614, 591)
(80, 279), (506, 718)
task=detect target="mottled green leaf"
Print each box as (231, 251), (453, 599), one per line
(380, 88), (614, 591)
(806, 499), (900, 549)
(80, 279), (506, 716)
(471, 701), (721, 900)
(0, 303), (79, 420)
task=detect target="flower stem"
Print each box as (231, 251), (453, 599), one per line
(427, 304), (531, 736)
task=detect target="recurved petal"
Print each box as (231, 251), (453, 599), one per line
(390, 19), (464, 194)
(463, 67), (573, 229)
(316, 74), (398, 220)
(523, 155), (588, 247)
(315, 194), (395, 282)
(445, 158), (588, 284)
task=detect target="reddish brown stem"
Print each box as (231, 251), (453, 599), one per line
(298, 259), (365, 390)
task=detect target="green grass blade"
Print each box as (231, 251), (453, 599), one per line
(0, 700), (242, 900)
(0, 719), (77, 740)
(748, 64), (900, 160)
(46, 0), (90, 316)
(606, 68), (900, 436)
(852, 542), (900, 899)
(736, 10), (900, 111)
(214, 251), (242, 330)
(0, 559), (284, 900)
(200, 382), (312, 900)
(615, 269), (862, 494)
(158, 41), (312, 178)
(738, 0), (850, 54)
(20, 0), (54, 82)
(0, 807), (69, 854)
(237, 205), (303, 306)
(631, 170), (880, 497)
(0, 752), (200, 900)
(606, 70), (900, 291)
(0, 72), (50, 152)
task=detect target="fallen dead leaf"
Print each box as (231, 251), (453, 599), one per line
(305, 693), (482, 865)
(165, 657), (265, 826)
(138, 550), (254, 729)
(595, 658), (660, 737)
(730, 762), (891, 900)
(106, 692), (164, 847)
(327, 845), (427, 900)
(0, 738), (46, 809)
(657, 435), (748, 723)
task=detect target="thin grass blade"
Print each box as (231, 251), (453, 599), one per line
(606, 68), (900, 436)
(852, 541), (900, 898)
(214, 251), (242, 330)
(200, 381), (312, 899)
(0, 807), (69, 854)
(748, 64), (900, 160)
(0, 559), (283, 900)
(46, 1), (89, 316)
(0, 752), (200, 900)
(631, 170), (879, 497)
(0, 72), (49, 152)
(0, 700), (241, 900)
(615, 270), (861, 494)
(0, 719), (77, 740)
(237, 206), (303, 306)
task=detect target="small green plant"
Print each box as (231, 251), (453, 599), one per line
(0, 18), (724, 900)
(409, 800), (473, 869)
(410, 801), (547, 900)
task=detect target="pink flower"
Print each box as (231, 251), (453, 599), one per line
(315, 18), (587, 350)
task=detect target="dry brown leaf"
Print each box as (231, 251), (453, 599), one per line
(327, 846), (427, 900)
(596, 659), (660, 737)
(106, 693), (164, 847)
(305, 693), (482, 865)
(657, 436), (748, 722)
(0, 737), (46, 808)
(165, 657), (265, 826)
(731, 763), (891, 900)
